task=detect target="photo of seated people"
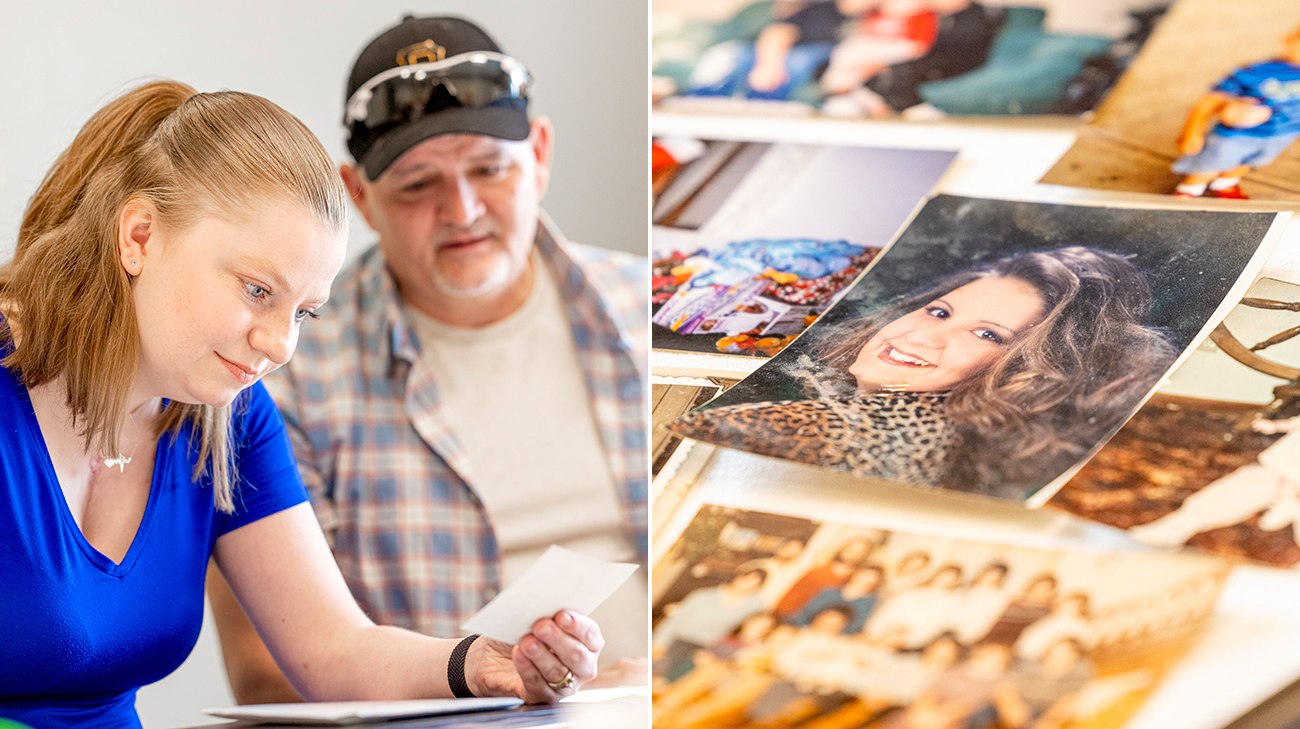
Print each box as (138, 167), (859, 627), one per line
(652, 504), (1231, 729)
(653, 0), (1170, 117)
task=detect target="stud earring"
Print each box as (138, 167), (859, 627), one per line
(130, 261), (137, 267)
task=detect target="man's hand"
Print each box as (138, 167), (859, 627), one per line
(467, 610), (603, 703)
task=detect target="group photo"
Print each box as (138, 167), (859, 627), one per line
(652, 505), (1229, 729)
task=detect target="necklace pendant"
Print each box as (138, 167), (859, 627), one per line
(104, 455), (132, 473)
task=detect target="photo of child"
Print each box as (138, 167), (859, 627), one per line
(1042, 1), (1300, 201)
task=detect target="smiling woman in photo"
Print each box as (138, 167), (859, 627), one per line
(672, 246), (1175, 499)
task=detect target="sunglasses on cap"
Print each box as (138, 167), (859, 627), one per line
(345, 51), (532, 132)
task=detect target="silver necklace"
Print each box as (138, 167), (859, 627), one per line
(104, 407), (147, 472)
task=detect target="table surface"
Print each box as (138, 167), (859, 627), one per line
(183, 692), (648, 729)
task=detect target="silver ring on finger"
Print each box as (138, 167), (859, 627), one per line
(546, 670), (575, 691)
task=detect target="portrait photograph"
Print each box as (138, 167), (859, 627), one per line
(1051, 278), (1300, 567)
(669, 194), (1284, 501)
(652, 139), (954, 359)
(652, 504), (1230, 729)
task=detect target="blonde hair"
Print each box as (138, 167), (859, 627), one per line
(0, 80), (348, 512)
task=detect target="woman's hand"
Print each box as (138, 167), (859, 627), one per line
(466, 610), (603, 703)
(217, 508), (602, 703)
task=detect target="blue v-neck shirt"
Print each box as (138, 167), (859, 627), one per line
(0, 355), (307, 728)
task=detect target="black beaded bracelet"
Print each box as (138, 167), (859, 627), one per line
(448, 633), (481, 698)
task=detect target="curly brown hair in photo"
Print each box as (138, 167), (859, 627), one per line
(811, 246), (1177, 497)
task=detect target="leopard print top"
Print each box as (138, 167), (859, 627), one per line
(671, 391), (954, 486)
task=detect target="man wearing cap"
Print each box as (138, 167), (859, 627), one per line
(208, 15), (647, 702)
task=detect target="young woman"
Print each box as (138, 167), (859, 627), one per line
(673, 246), (1176, 500)
(0, 81), (600, 728)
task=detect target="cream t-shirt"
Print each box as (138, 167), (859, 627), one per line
(404, 252), (646, 665)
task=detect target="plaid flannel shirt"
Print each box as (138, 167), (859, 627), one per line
(262, 216), (648, 639)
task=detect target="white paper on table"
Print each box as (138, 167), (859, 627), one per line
(559, 684), (651, 703)
(461, 545), (639, 644)
(203, 697), (521, 725)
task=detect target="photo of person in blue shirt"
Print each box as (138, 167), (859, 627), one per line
(1173, 26), (1300, 198)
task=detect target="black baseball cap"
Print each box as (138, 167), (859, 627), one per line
(345, 15), (532, 180)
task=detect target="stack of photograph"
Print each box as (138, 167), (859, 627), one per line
(651, 1), (1300, 728)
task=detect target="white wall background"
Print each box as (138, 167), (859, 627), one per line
(0, 0), (648, 261)
(0, 2), (646, 727)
